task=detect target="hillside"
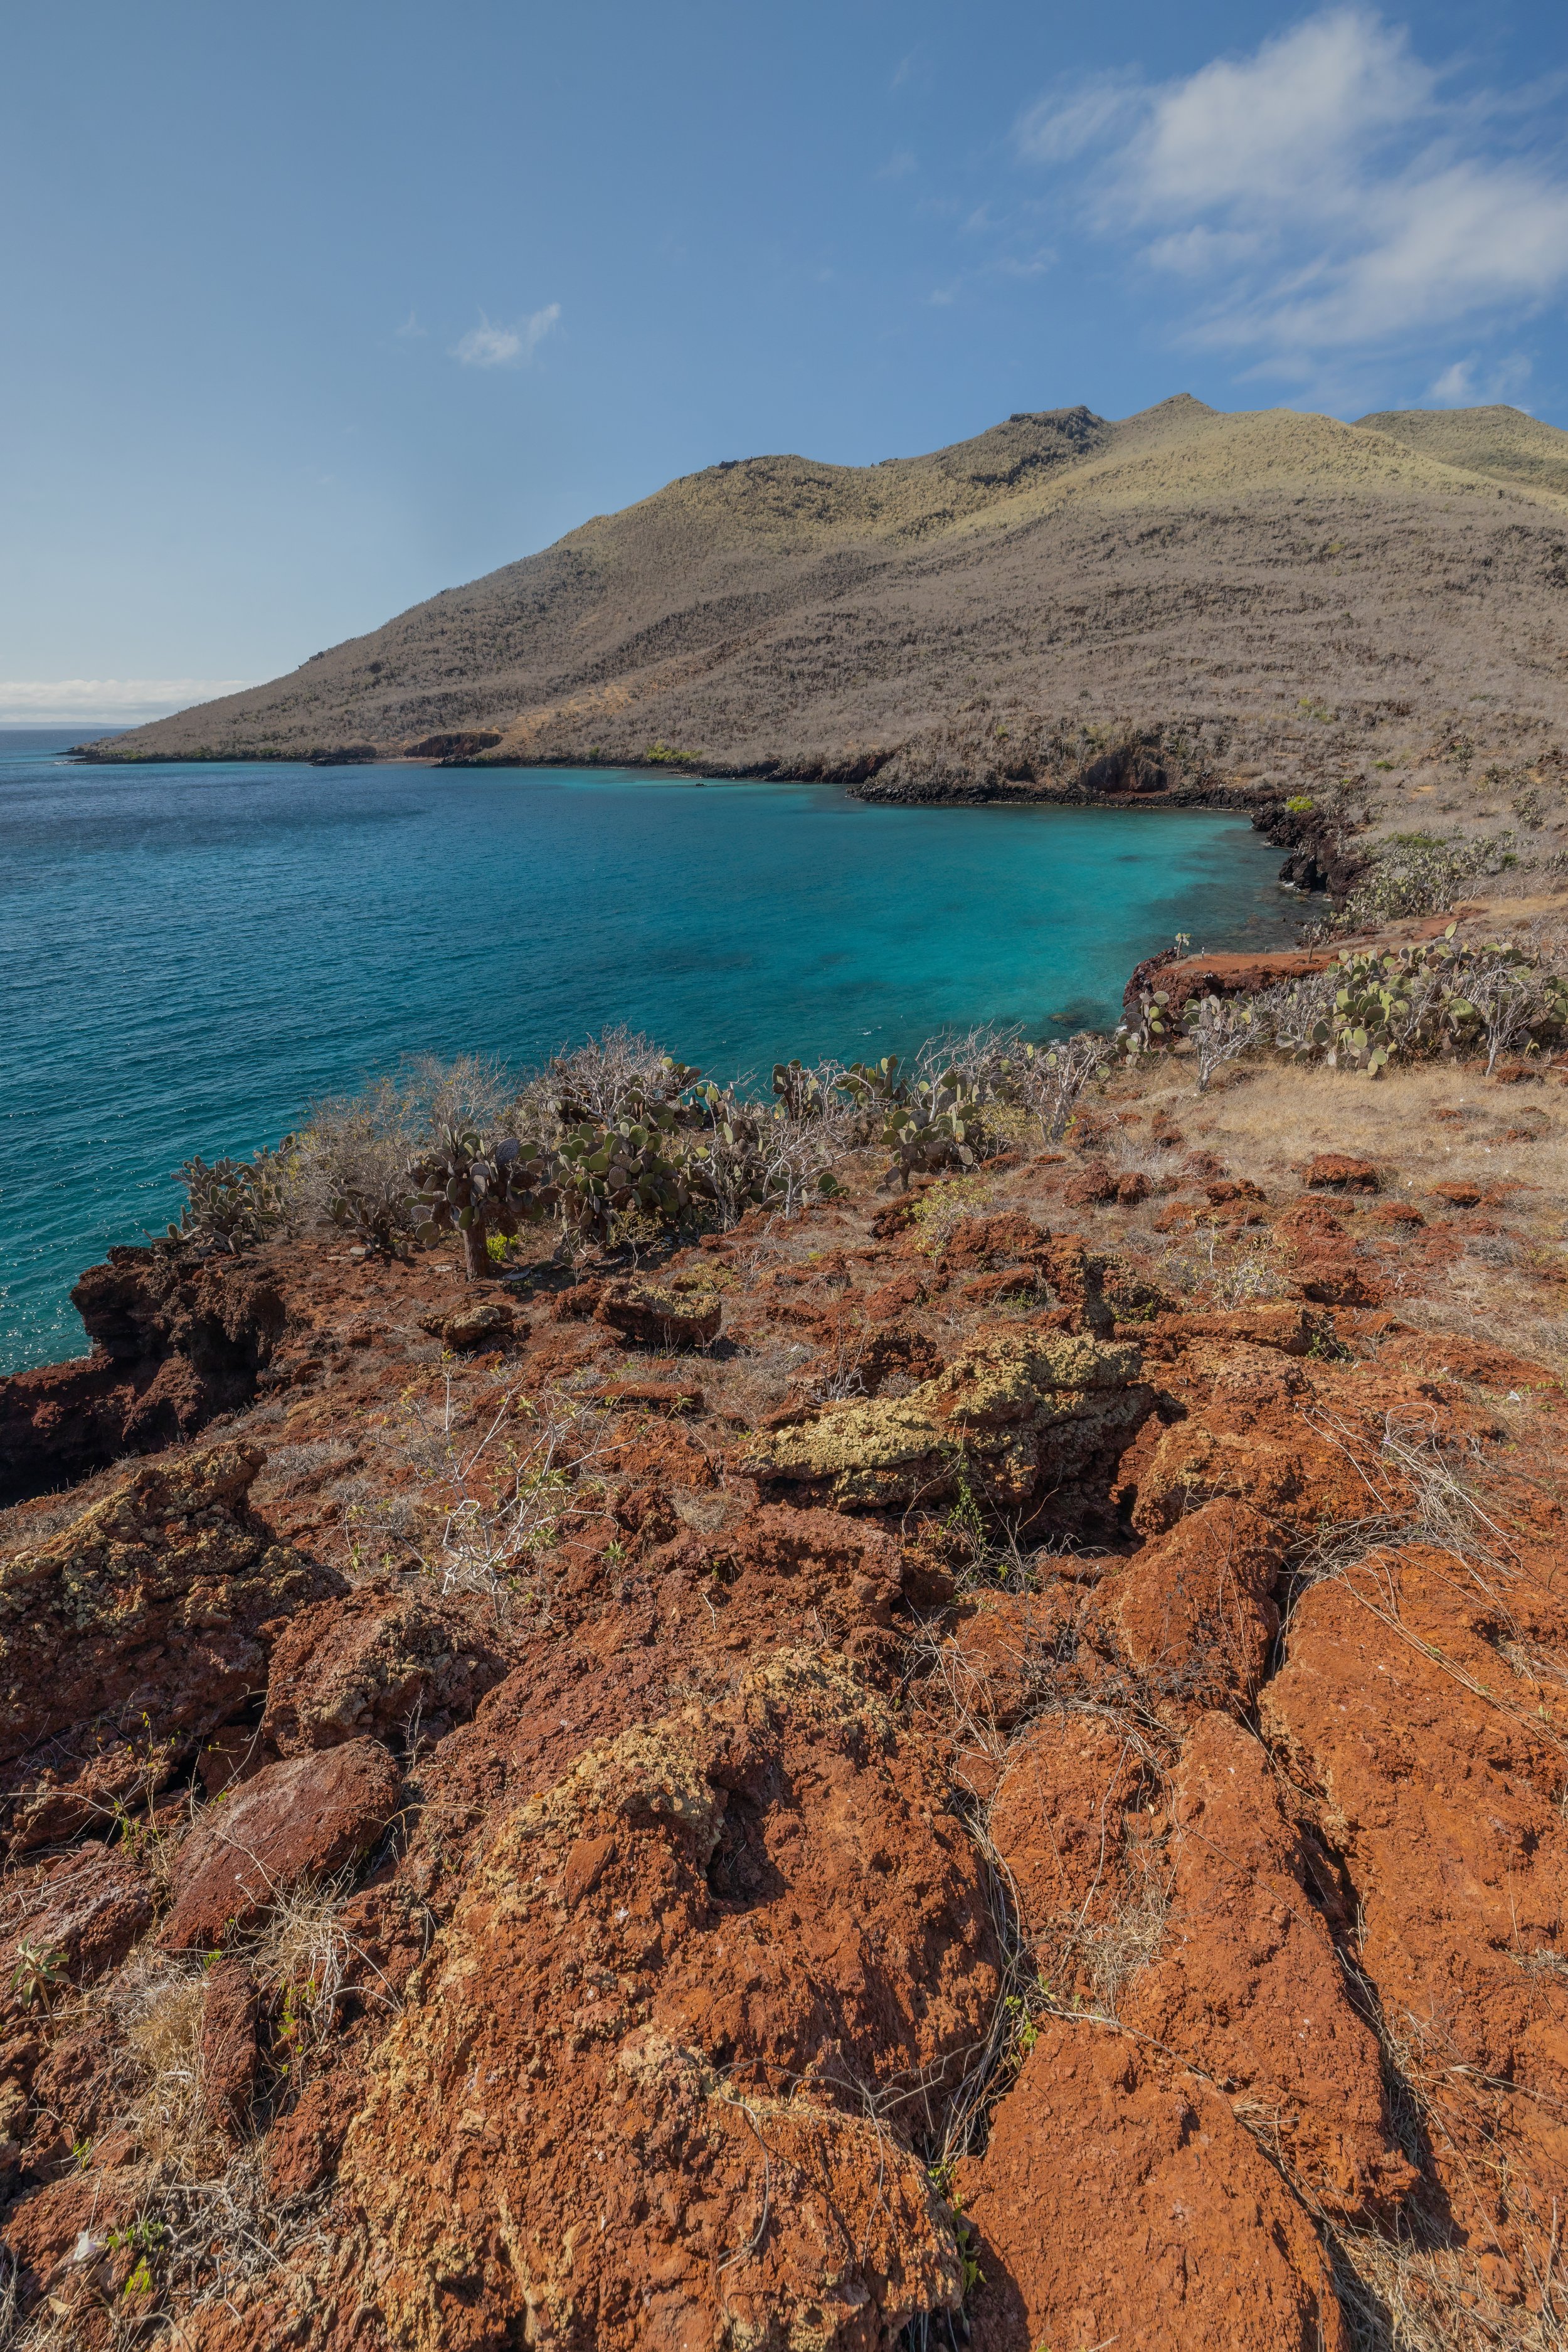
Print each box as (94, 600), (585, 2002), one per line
(87, 396), (1568, 830)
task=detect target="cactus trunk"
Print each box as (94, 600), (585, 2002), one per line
(462, 1222), (487, 1281)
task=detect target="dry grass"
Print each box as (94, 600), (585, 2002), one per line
(1133, 1059), (1557, 1199)
(1332, 2225), (1568, 2352)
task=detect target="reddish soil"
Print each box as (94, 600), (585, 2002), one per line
(0, 1125), (1564, 2346)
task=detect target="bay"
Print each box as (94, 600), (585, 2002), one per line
(0, 732), (1295, 1371)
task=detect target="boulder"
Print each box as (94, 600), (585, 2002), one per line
(1303, 1153), (1379, 1190)
(1, 1845), (154, 1989)
(0, 1248), (289, 1502)
(418, 1298), (519, 1352)
(956, 2024), (1350, 2352)
(261, 1579), (509, 1755)
(200, 1959), (260, 2141)
(159, 1738), (400, 1947)
(1121, 1714), (1415, 2222)
(1113, 1500), (1286, 1713)
(748, 1328), (1152, 1513)
(595, 1277), (722, 1348)
(988, 1714), (1152, 1951)
(1261, 1544), (1568, 2261)
(332, 1650), (990, 2350)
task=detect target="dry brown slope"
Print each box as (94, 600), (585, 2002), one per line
(88, 398), (1568, 790)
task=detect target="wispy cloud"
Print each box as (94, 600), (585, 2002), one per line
(0, 679), (255, 724)
(1015, 10), (1568, 383)
(1427, 352), (1533, 406)
(395, 308), (426, 339)
(452, 304), (561, 369)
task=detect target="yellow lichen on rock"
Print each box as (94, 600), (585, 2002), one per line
(749, 1327), (1151, 1508)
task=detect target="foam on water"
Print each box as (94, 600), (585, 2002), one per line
(0, 736), (1295, 1370)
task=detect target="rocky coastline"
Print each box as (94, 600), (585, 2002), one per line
(1, 1008), (1567, 2346)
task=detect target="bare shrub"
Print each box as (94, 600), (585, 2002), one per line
(1185, 991), (1259, 1092)
(529, 1025), (692, 1133)
(1013, 1032), (1114, 1142)
(397, 1376), (607, 1613)
(1458, 957), (1564, 1076)
(914, 1022), (1026, 1098)
(290, 1071), (428, 1250)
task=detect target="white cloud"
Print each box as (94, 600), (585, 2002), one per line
(0, 679), (255, 724)
(1014, 10), (1568, 378)
(452, 304), (561, 369)
(991, 248), (1057, 280)
(1016, 72), (1141, 165)
(1428, 351), (1533, 406)
(395, 309), (426, 339)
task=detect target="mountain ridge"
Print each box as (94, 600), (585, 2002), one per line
(83, 396), (1568, 810)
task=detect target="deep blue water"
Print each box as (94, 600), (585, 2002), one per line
(0, 731), (1296, 1372)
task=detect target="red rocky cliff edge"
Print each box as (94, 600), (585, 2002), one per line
(0, 1089), (1565, 2346)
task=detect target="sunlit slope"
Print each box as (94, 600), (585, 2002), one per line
(97, 398), (1568, 770)
(1357, 405), (1568, 503)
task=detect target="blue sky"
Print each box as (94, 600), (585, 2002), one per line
(4, 0), (1566, 719)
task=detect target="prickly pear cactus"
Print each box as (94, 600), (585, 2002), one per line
(881, 1071), (987, 1189)
(168, 1140), (294, 1254)
(556, 1096), (711, 1240)
(408, 1127), (559, 1279)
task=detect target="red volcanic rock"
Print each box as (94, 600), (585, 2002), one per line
(1261, 1542), (1568, 2262)
(1, 1845), (154, 1989)
(1304, 1152), (1379, 1190)
(1128, 1303), (1322, 1358)
(1062, 1159), (1117, 1206)
(548, 1276), (604, 1321)
(201, 1959), (260, 2142)
(591, 1375), (704, 1411)
(262, 2066), (366, 2200)
(1431, 1177), (1486, 1205)
(1120, 1714), (1416, 2221)
(327, 1651), (987, 2351)
(3, 2165), (144, 2320)
(957, 2024), (1350, 2352)
(863, 1269), (929, 1319)
(1129, 1406), (1368, 1540)
(937, 1212), (1049, 1271)
(1113, 1498), (1286, 1714)
(260, 1579), (508, 1755)
(1207, 1175), (1266, 1204)
(0, 1248), (290, 1501)
(988, 1714), (1152, 1951)
(159, 1738), (400, 1947)
(1124, 945), (1340, 1022)
(0, 1444), (338, 1851)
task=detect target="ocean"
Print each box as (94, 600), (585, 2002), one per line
(0, 733), (1295, 1372)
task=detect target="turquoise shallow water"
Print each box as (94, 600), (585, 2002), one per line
(0, 733), (1295, 1372)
